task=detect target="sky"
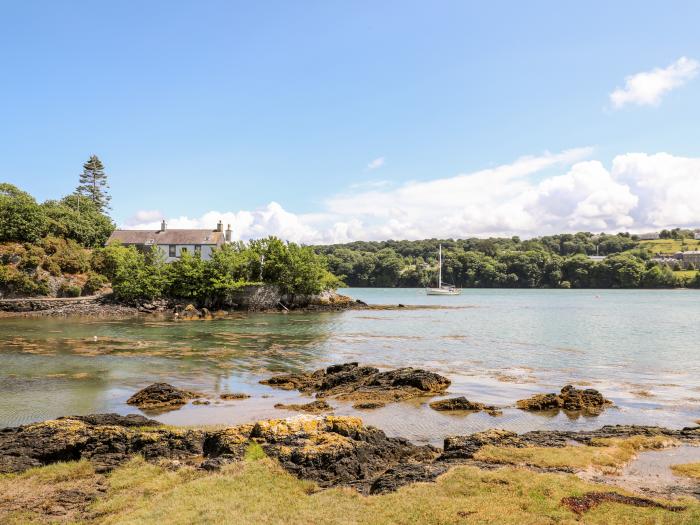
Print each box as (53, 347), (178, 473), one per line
(2, 1), (700, 243)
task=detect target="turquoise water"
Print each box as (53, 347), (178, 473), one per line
(0, 288), (698, 444)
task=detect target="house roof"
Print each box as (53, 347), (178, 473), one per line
(108, 229), (225, 246)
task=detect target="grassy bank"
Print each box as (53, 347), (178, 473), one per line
(2, 449), (699, 524)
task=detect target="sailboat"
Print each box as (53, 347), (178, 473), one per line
(426, 244), (461, 295)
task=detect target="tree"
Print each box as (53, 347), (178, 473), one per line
(42, 194), (114, 247)
(76, 155), (111, 212)
(0, 183), (47, 242)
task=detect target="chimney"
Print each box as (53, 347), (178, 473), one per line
(161, 219), (167, 232)
(216, 220), (223, 232)
(225, 224), (232, 243)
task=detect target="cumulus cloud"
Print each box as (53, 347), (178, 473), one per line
(610, 56), (699, 108)
(367, 157), (385, 170)
(124, 148), (700, 244)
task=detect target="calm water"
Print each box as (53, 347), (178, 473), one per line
(1, 288), (698, 445)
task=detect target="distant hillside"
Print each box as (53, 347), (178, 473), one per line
(314, 232), (700, 289)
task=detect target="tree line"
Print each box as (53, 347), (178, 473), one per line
(315, 234), (700, 289)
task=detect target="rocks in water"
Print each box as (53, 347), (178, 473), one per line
(126, 383), (199, 411)
(192, 400), (210, 405)
(220, 393), (251, 400)
(516, 385), (612, 413)
(174, 304), (213, 320)
(273, 400), (333, 414)
(261, 362), (451, 405)
(352, 401), (386, 410)
(429, 397), (502, 416)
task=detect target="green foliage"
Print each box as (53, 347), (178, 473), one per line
(76, 155), (111, 212)
(167, 251), (207, 299)
(58, 283), (82, 297)
(0, 264), (50, 297)
(0, 183), (47, 243)
(101, 244), (168, 303)
(82, 271), (108, 295)
(316, 234), (688, 289)
(40, 236), (91, 274)
(42, 194), (114, 247)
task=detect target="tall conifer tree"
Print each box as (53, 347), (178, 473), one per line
(76, 155), (111, 212)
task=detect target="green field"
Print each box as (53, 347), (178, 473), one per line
(639, 238), (700, 255)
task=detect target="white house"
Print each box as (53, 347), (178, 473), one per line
(108, 220), (232, 262)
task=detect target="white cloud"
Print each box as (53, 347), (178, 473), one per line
(367, 157), (385, 170)
(610, 56), (699, 108)
(124, 148), (700, 244)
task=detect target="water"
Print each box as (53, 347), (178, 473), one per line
(0, 288), (698, 445)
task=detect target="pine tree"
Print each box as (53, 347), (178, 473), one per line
(76, 155), (111, 212)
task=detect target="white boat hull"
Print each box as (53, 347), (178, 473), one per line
(426, 287), (461, 295)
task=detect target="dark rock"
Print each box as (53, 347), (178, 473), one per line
(62, 413), (161, 427)
(370, 463), (449, 494)
(220, 392), (251, 400)
(429, 397), (502, 415)
(441, 430), (525, 460)
(516, 385), (612, 413)
(274, 400), (333, 414)
(126, 383), (199, 410)
(261, 362), (451, 405)
(352, 401), (386, 410)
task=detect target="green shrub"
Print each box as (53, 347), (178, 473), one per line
(58, 283), (82, 297)
(41, 236), (90, 274)
(82, 272), (108, 295)
(0, 183), (47, 243)
(18, 244), (46, 271)
(0, 265), (50, 297)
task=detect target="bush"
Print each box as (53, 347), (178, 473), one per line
(58, 283), (82, 297)
(42, 195), (114, 248)
(0, 183), (47, 243)
(101, 244), (167, 303)
(18, 244), (46, 271)
(41, 236), (91, 274)
(0, 265), (50, 297)
(82, 272), (108, 295)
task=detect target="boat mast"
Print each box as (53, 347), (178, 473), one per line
(438, 244), (442, 288)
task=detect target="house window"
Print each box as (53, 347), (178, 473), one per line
(180, 247), (187, 255)
(194, 245), (201, 255)
(169, 245), (176, 258)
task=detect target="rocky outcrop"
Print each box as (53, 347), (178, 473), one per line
(261, 362), (451, 405)
(429, 397), (502, 416)
(1, 414), (699, 494)
(126, 383), (199, 411)
(273, 400), (333, 414)
(516, 385), (612, 413)
(220, 393), (251, 400)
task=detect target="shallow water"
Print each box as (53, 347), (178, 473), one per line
(0, 288), (698, 445)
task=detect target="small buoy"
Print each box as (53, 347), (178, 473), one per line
(93, 336), (98, 342)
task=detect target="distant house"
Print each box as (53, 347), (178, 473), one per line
(638, 232), (660, 240)
(694, 230), (700, 240)
(674, 251), (700, 268)
(587, 255), (606, 262)
(108, 220), (232, 262)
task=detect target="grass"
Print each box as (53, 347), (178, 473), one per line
(473, 436), (677, 472)
(1, 453), (698, 524)
(639, 239), (700, 255)
(671, 463), (700, 480)
(673, 270), (699, 279)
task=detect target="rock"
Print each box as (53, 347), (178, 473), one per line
(274, 400), (333, 414)
(352, 401), (386, 410)
(249, 415), (440, 492)
(261, 362), (451, 405)
(192, 399), (210, 405)
(441, 429), (525, 460)
(126, 383), (199, 411)
(62, 413), (161, 427)
(429, 396), (502, 415)
(516, 385), (612, 413)
(369, 463), (449, 494)
(220, 393), (250, 400)
(0, 415), (203, 474)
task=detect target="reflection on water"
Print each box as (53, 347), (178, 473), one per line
(0, 288), (699, 443)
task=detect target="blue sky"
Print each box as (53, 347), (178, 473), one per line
(2, 1), (700, 242)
